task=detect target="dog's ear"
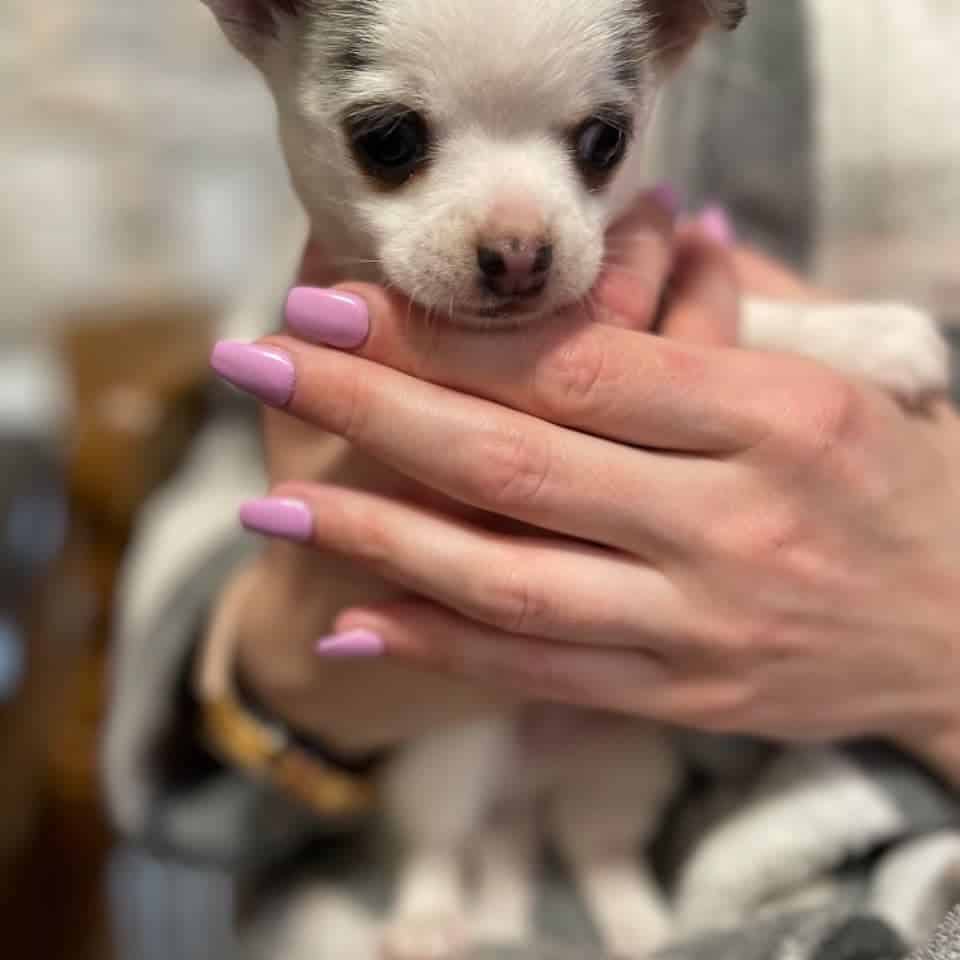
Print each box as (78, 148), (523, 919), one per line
(646, 0), (747, 67)
(200, 1), (301, 60)
(703, 1), (748, 31)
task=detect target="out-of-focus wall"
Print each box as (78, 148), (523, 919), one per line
(0, 1), (300, 341)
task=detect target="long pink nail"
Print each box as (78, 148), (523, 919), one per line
(211, 341), (295, 408)
(286, 288), (370, 349)
(239, 498), (312, 542)
(697, 205), (736, 246)
(315, 630), (385, 659)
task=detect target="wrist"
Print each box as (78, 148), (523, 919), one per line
(195, 561), (381, 818)
(232, 652), (389, 776)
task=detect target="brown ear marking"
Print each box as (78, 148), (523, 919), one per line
(704, 0), (748, 30)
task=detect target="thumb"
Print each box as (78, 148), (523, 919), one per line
(592, 185), (678, 331)
(659, 208), (741, 347)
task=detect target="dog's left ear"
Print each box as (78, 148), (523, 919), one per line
(200, 1), (301, 61)
(703, 1), (748, 31)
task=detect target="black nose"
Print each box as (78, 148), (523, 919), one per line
(477, 239), (553, 297)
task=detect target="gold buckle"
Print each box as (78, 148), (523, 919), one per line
(203, 696), (377, 819)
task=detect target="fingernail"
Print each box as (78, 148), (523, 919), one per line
(315, 630), (385, 659)
(286, 288), (370, 349)
(211, 341), (295, 407)
(696, 205), (736, 246)
(648, 182), (680, 218)
(239, 497), (312, 542)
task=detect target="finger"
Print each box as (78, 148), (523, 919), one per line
(591, 187), (678, 330)
(730, 246), (833, 304)
(280, 191), (775, 453)
(660, 228), (741, 346)
(220, 338), (727, 550)
(261, 483), (693, 644)
(273, 298), (777, 453)
(331, 599), (672, 716)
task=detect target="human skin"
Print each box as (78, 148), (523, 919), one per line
(214, 198), (960, 786)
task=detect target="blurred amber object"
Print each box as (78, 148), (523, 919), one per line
(60, 294), (217, 530)
(0, 295), (219, 958)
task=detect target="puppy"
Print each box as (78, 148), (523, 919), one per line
(200, 2), (950, 957)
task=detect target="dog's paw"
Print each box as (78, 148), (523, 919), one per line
(381, 912), (469, 960)
(741, 300), (951, 405)
(843, 304), (950, 402)
(245, 884), (379, 960)
(598, 911), (672, 960)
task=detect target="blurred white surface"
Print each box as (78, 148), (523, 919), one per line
(0, 1), (300, 339)
(0, 345), (67, 434)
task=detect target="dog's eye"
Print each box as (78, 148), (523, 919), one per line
(347, 108), (429, 185)
(573, 117), (630, 184)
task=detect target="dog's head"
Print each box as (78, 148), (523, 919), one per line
(202, 1), (745, 326)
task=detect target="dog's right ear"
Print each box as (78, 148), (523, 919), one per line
(703, 1), (748, 31)
(200, 1), (301, 60)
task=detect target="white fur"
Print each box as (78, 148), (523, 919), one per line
(382, 709), (679, 959)
(200, 1), (951, 956)
(870, 831), (960, 945)
(675, 748), (907, 933)
(237, 0), (661, 325)
(741, 299), (949, 400)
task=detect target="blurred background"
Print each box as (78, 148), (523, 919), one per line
(2, 4), (959, 960)
(0, 2), (300, 957)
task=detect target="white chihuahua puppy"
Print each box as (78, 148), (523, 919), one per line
(201, 2), (949, 958)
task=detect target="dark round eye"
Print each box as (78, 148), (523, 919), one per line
(347, 108), (430, 185)
(573, 117), (630, 183)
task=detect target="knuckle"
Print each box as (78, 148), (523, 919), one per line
(469, 428), (552, 511)
(782, 376), (865, 470)
(335, 372), (374, 444)
(731, 615), (794, 662)
(538, 337), (611, 420)
(454, 636), (587, 704)
(473, 564), (546, 634)
(332, 496), (395, 568)
(696, 618), (756, 661)
(702, 502), (806, 568)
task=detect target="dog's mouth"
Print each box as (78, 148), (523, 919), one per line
(440, 276), (557, 327)
(464, 294), (546, 319)
(445, 295), (549, 330)
(383, 269), (567, 330)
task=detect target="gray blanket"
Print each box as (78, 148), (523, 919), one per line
(235, 738), (960, 960)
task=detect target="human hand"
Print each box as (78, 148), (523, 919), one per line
(212, 191), (716, 753)
(213, 203), (960, 783)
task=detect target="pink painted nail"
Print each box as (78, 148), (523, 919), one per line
(286, 288), (370, 349)
(697, 205), (736, 246)
(211, 341), (295, 408)
(239, 497), (313, 542)
(315, 630), (386, 659)
(648, 182), (680, 217)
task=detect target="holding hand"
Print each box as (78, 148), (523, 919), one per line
(214, 200), (960, 786)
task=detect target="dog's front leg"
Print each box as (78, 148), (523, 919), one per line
(547, 720), (680, 959)
(382, 714), (517, 960)
(469, 800), (538, 947)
